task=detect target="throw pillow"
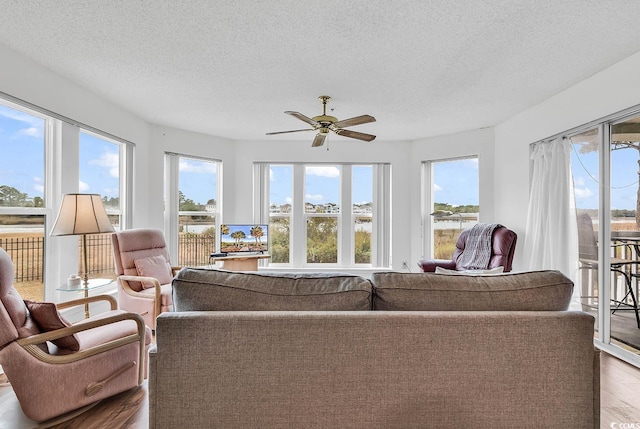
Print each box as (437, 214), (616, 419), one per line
(435, 266), (504, 276)
(134, 255), (173, 289)
(24, 300), (80, 351)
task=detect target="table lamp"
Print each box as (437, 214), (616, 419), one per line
(50, 193), (115, 300)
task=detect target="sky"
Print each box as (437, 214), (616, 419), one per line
(432, 158), (479, 207)
(269, 164), (374, 206)
(2, 102), (639, 210)
(571, 142), (639, 210)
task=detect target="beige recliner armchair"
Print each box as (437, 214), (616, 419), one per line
(0, 247), (149, 423)
(112, 228), (180, 330)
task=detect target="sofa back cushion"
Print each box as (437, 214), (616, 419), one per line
(172, 268), (372, 311)
(371, 270), (573, 311)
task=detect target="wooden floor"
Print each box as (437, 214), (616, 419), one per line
(1, 352), (640, 428)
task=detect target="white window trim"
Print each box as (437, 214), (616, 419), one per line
(0, 96), (133, 302)
(421, 156), (479, 260)
(254, 162), (391, 269)
(164, 153), (222, 263)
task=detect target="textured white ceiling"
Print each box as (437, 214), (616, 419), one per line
(1, 1), (640, 142)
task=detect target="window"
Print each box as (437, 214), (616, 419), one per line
(78, 130), (126, 281)
(0, 96), (133, 303)
(305, 165), (341, 264)
(422, 157), (479, 259)
(353, 166), (373, 264)
(570, 114), (640, 357)
(165, 154), (220, 267)
(0, 101), (48, 300)
(256, 163), (390, 268)
(268, 165), (292, 263)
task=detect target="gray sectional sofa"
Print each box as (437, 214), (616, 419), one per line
(149, 269), (599, 429)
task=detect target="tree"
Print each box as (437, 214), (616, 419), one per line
(269, 218), (290, 263)
(179, 191), (201, 211)
(0, 185), (28, 206)
(306, 217), (338, 263)
(250, 225), (263, 245)
(230, 230), (246, 247)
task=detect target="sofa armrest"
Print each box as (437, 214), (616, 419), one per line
(417, 259), (456, 272)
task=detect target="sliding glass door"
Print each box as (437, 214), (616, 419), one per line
(571, 116), (640, 363)
(609, 116), (640, 354)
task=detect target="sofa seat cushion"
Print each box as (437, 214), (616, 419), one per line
(172, 268), (372, 311)
(371, 270), (573, 311)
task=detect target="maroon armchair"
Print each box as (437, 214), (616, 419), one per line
(418, 225), (518, 273)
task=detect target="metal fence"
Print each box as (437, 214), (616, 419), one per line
(178, 234), (215, 267)
(0, 233), (216, 282)
(0, 236), (44, 282)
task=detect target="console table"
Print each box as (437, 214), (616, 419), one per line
(208, 254), (270, 271)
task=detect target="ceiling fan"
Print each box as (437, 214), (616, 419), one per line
(266, 96), (376, 147)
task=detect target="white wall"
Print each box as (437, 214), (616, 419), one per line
(495, 50), (640, 270)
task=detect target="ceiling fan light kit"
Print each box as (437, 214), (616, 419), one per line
(266, 95), (376, 147)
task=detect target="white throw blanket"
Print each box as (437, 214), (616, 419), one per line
(458, 223), (502, 270)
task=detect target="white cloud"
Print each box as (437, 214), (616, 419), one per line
(32, 176), (44, 193)
(102, 187), (118, 197)
(306, 166), (340, 177)
(573, 177), (594, 199)
(269, 168), (274, 181)
(89, 152), (120, 178)
(574, 187), (594, 199)
(434, 183), (442, 192)
(0, 107), (44, 139)
(19, 127), (41, 138)
(179, 159), (217, 174)
(285, 197), (293, 204)
(305, 193), (324, 201)
(79, 180), (90, 192)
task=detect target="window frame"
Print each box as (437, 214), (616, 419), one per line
(421, 156), (480, 260)
(0, 95), (133, 302)
(164, 152), (222, 265)
(254, 162), (391, 269)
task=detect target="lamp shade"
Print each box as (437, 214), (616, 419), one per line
(50, 194), (115, 236)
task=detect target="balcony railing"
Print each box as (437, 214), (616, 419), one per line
(0, 233), (216, 282)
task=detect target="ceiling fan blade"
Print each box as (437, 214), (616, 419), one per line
(335, 129), (376, 142)
(265, 128), (314, 135)
(285, 111), (319, 126)
(332, 115), (376, 128)
(311, 133), (327, 147)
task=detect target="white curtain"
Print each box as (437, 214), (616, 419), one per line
(523, 138), (578, 287)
